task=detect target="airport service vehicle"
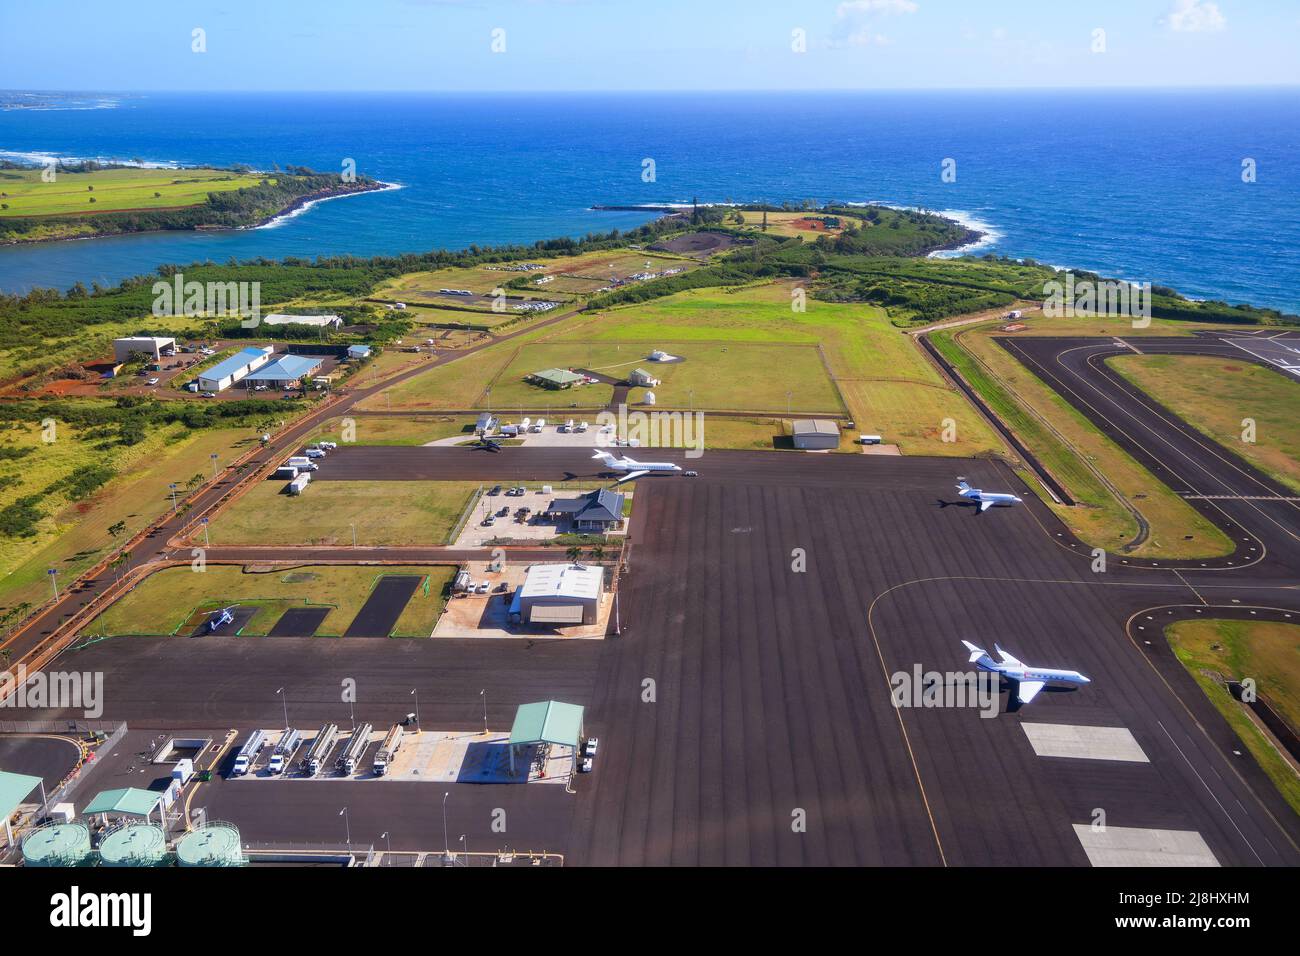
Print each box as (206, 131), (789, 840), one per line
(500, 424), (520, 437)
(591, 450), (682, 484)
(287, 473), (311, 496)
(318, 441), (338, 450)
(304, 447), (326, 459)
(231, 729), (267, 777)
(584, 737), (599, 757)
(303, 724), (339, 777)
(205, 606), (236, 634)
(576, 421), (589, 432)
(858, 435), (882, 445)
(683, 471), (699, 477)
(580, 757), (593, 773)
(269, 728), (303, 775)
(286, 456), (318, 472)
(530, 419), (545, 432)
(955, 479), (1023, 512)
(961, 641), (1091, 705)
(373, 724), (405, 776)
(520, 418), (531, 431)
(561, 419), (575, 432)
(338, 723), (373, 775)
(274, 465), (299, 480)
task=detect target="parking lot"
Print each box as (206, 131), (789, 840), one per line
(453, 487), (620, 546)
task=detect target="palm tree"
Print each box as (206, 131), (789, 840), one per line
(565, 545), (583, 565)
(589, 545), (606, 565)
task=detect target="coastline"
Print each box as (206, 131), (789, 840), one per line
(0, 177), (396, 248)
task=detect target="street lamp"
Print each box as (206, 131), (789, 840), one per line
(201, 516), (210, 548)
(786, 390), (792, 416)
(350, 524), (357, 548)
(480, 689), (487, 735)
(442, 792), (450, 861)
(209, 452), (219, 478)
(47, 568), (58, 601)
(276, 686), (288, 729)
(339, 807), (351, 847)
(381, 830), (392, 865)
(411, 688), (420, 733)
(459, 834), (467, 865)
(168, 483), (179, 511)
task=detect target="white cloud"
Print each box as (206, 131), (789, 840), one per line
(836, 0), (919, 16)
(1161, 0), (1227, 33)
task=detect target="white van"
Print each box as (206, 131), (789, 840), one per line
(305, 447), (326, 459)
(858, 435), (883, 445)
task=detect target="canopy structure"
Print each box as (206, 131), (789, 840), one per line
(508, 700), (585, 773)
(0, 770), (42, 845)
(83, 787), (162, 822)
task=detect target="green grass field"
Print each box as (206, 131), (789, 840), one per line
(90, 564), (456, 638)
(1167, 619), (1300, 817)
(306, 414), (478, 446)
(0, 166), (268, 218)
(931, 324), (1233, 558)
(209, 480), (480, 547)
(1108, 354), (1300, 494)
(0, 420), (259, 616)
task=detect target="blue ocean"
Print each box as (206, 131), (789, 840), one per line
(1, 89), (1298, 313)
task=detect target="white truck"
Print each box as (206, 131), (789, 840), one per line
(305, 447), (327, 459)
(273, 465), (299, 480)
(231, 729), (267, 777)
(268, 728), (302, 775)
(373, 724), (405, 776)
(530, 419), (545, 433)
(302, 724), (339, 777)
(285, 456), (318, 472)
(287, 473), (311, 495)
(337, 723), (372, 776)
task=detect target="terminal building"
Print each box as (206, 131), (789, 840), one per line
(543, 488), (625, 533)
(242, 354), (323, 389)
(509, 563), (605, 627)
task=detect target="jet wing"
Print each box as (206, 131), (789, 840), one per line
(614, 470), (649, 484)
(979, 499), (995, 512)
(1016, 680), (1046, 704)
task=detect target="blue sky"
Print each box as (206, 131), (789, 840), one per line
(2, 0), (1297, 92)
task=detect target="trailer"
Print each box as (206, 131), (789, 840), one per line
(273, 465), (299, 480)
(302, 723), (339, 777)
(372, 724), (405, 776)
(230, 729), (267, 777)
(269, 728), (303, 775)
(285, 456), (318, 472)
(287, 472), (311, 496)
(337, 723), (373, 776)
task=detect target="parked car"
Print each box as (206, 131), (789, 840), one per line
(200, 391), (217, 398)
(480, 517), (495, 527)
(146, 377), (160, 386)
(487, 485), (502, 496)
(476, 581), (490, 594)
(584, 737), (599, 757)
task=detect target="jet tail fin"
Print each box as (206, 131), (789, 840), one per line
(961, 639), (987, 663)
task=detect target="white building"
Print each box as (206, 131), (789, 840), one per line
(263, 313), (344, 330)
(113, 336), (176, 363)
(509, 563), (605, 627)
(791, 419), (841, 450)
(196, 346), (274, 392)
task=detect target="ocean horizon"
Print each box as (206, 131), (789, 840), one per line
(1, 88), (1297, 313)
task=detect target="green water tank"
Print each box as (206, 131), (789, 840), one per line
(176, 822), (245, 867)
(97, 823), (169, 867)
(22, 822), (93, 867)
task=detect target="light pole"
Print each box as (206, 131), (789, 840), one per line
(381, 830), (392, 865)
(276, 686), (288, 729)
(47, 568), (58, 601)
(339, 807), (351, 848)
(786, 391), (792, 416)
(459, 834), (467, 865)
(168, 483), (179, 511)
(350, 524), (357, 547)
(210, 453), (219, 478)
(442, 792), (450, 860)
(201, 516), (210, 547)
(480, 689), (487, 735)
(411, 688), (420, 733)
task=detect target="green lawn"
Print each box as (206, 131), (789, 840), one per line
(0, 166), (268, 218)
(1167, 619), (1300, 817)
(90, 564), (456, 637)
(1109, 354), (1300, 494)
(307, 414), (478, 447)
(209, 480), (480, 547)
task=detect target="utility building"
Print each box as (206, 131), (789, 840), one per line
(197, 346), (273, 392)
(113, 336), (176, 363)
(509, 563), (605, 627)
(791, 418), (840, 450)
(507, 700), (585, 774)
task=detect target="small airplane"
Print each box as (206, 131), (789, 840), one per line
(961, 640), (1091, 705)
(591, 450), (681, 484)
(956, 479), (1023, 512)
(471, 436), (502, 452)
(206, 606), (237, 634)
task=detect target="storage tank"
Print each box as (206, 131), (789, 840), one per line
(643, 391), (656, 406)
(21, 822), (93, 867)
(176, 822), (245, 867)
(97, 822), (169, 867)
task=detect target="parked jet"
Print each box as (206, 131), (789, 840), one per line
(961, 640), (1090, 704)
(592, 450), (682, 484)
(206, 606), (237, 634)
(956, 479), (1023, 512)
(471, 436), (502, 452)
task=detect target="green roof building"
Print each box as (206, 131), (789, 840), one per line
(0, 770), (42, 847)
(527, 368), (585, 389)
(508, 700), (585, 774)
(83, 787), (163, 821)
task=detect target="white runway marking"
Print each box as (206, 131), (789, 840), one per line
(1072, 824), (1219, 867)
(1021, 723), (1149, 762)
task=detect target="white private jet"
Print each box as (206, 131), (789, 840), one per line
(956, 479), (1023, 512)
(961, 640), (1091, 705)
(592, 450), (681, 484)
